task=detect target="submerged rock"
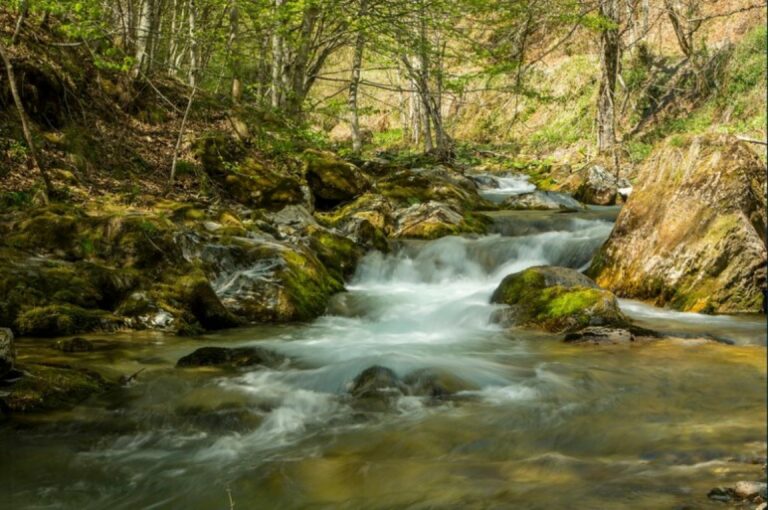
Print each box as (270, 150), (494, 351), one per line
(176, 346), (287, 369)
(403, 368), (472, 398)
(563, 326), (660, 345)
(1, 363), (110, 412)
(0, 328), (15, 379)
(574, 165), (630, 206)
(349, 365), (407, 400)
(491, 266), (627, 333)
(708, 481), (767, 504)
(55, 337), (95, 352)
(589, 135), (767, 313)
(502, 191), (585, 211)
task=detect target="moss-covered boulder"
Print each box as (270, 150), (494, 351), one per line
(195, 132), (305, 210)
(315, 193), (394, 251)
(304, 225), (364, 281)
(303, 149), (371, 207)
(15, 304), (121, 337)
(491, 266), (627, 333)
(588, 135), (767, 313)
(2, 363), (111, 412)
(199, 238), (344, 323)
(574, 165), (630, 206)
(222, 157), (305, 210)
(377, 166), (488, 210)
(393, 202), (491, 239)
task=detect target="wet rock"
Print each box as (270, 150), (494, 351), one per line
(349, 365), (407, 400)
(303, 149), (371, 208)
(176, 346), (287, 369)
(55, 337), (95, 352)
(1, 363), (111, 412)
(502, 191), (585, 212)
(708, 481), (767, 504)
(574, 165), (630, 206)
(304, 225), (364, 280)
(403, 368), (472, 398)
(393, 201), (490, 239)
(469, 175), (500, 189)
(491, 266), (627, 333)
(589, 135), (767, 313)
(0, 328), (15, 379)
(202, 239), (344, 323)
(564, 327), (634, 344)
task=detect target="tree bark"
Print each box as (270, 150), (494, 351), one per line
(0, 40), (53, 202)
(597, 0), (620, 155)
(187, 0), (197, 87)
(348, 0), (368, 153)
(132, 0), (153, 78)
(271, 0), (284, 108)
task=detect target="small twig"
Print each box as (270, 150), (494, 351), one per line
(736, 136), (768, 146)
(226, 485), (235, 510)
(119, 368), (145, 385)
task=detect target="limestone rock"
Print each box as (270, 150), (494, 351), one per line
(574, 165), (630, 206)
(589, 135), (767, 313)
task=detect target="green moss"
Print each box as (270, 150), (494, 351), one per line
(306, 226), (363, 280)
(15, 304), (118, 337)
(280, 248), (344, 320)
(3, 363), (110, 412)
(492, 267), (625, 332)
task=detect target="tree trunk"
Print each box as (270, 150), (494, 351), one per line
(0, 41), (53, 202)
(132, 0), (153, 79)
(597, 0), (620, 155)
(187, 0), (197, 87)
(229, 2), (242, 103)
(348, 0), (368, 153)
(271, 0), (284, 108)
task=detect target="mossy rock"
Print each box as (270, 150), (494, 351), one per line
(2, 363), (111, 412)
(223, 158), (305, 210)
(304, 225), (364, 280)
(393, 202), (491, 240)
(491, 266), (627, 333)
(303, 149), (371, 207)
(15, 304), (121, 337)
(193, 131), (245, 176)
(173, 273), (241, 331)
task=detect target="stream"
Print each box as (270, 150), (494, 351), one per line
(1, 174), (765, 509)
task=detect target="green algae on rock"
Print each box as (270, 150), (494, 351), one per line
(491, 266), (627, 333)
(2, 363), (112, 412)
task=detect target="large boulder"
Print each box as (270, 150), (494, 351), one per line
(316, 193), (395, 251)
(491, 266), (627, 333)
(393, 201), (490, 239)
(589, 135), (767, 313)
(502, 191), (585, 211)
(303, 149), (371, 207)
(574, 165), (630, 206)
(376, 166), (487, 210)
(0, 328), (15, 379)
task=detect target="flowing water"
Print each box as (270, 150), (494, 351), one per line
(2, 179), (766, 509)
